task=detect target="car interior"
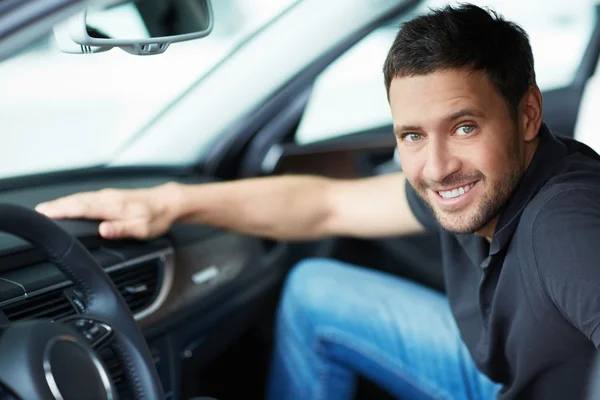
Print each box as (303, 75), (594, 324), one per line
(0, 0), (599, 399)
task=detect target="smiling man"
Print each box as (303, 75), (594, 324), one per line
(35, 4), (600, 400)
(391, 69), (533, 238)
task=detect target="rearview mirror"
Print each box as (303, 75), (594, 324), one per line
(53, 0), (213, 55)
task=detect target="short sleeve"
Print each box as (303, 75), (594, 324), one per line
(405, 179), (439, 231)
(531, 186), (600, 347)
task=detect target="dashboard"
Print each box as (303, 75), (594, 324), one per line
(0, 172), (290, 399)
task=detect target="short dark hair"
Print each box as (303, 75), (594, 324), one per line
(383, 4), (536, 120)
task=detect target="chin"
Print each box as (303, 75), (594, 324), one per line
(435, 210), (488, 235)
(439, 221), (479, 235)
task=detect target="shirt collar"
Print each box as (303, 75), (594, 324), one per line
(489, 123), (568, 255)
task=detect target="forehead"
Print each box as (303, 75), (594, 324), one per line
(388, 69), (505, 127)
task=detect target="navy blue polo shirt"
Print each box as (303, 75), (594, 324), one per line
(406, 123), (600, 399)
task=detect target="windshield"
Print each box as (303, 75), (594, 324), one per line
(0, 0), (298, 179)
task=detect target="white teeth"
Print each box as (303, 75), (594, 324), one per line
(438, 183), (474, 199)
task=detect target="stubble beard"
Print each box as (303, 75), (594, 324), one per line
(429, 167), (523, 234)
(415, 149), (525, 235)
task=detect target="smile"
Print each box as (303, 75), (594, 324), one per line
(436, 182), (476, 200)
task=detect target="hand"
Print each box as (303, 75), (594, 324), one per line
(35, 183), (181, 240)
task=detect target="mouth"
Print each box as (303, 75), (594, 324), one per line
(436, 182), (476, 199)
(432, 181), (479, 208)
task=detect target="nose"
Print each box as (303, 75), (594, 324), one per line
(423, 137), (461, 184)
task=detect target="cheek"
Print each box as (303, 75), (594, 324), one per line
(464, 144), (511, 181)
(474, 126), (522, 172)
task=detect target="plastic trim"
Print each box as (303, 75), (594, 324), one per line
(0, 247), (175, 322)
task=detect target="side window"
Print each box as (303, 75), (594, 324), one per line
(295, 23), (397, 145)
(295, 0), (597, 145)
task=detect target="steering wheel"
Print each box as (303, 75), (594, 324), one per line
(0, 204), (163, 400)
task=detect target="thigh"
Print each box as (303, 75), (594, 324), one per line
(279, 258), (500, 400)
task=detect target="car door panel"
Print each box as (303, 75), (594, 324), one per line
(272, 128), (396, 178)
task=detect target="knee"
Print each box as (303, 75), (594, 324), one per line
(279, 258), (347, 318)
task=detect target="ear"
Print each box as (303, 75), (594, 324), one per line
(521, 84), (543, 142)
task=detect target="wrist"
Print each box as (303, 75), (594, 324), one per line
(155, 182), (186, 222)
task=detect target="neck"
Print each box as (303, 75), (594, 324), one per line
(476, 218), (498, 241)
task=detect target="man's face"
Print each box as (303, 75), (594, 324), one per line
(389, 69), (527, 234)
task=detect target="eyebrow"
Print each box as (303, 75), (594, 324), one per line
(447, 108), (485, 121)
(394, 108), (485, 137)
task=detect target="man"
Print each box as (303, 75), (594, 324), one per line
(35, 4), (600, 400)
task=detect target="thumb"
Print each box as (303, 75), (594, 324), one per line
(99, 219), (149, 240)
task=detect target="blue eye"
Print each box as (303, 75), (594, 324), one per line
(403, 133), (423, 142)
(456, 125), (475, 136)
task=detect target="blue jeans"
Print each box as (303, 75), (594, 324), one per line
(266, 258), (502, 400)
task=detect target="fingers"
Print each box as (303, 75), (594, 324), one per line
(36, 194), (90, 219)
(99, 219), (153, 240)
(36, 189), (160, 240)
(36, 189), (124, 220)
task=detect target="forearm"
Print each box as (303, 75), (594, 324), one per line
(166, 175), (335, 240)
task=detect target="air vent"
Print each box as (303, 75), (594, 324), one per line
(2, 288), (75, 322)
(108, 258), (162, 314)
